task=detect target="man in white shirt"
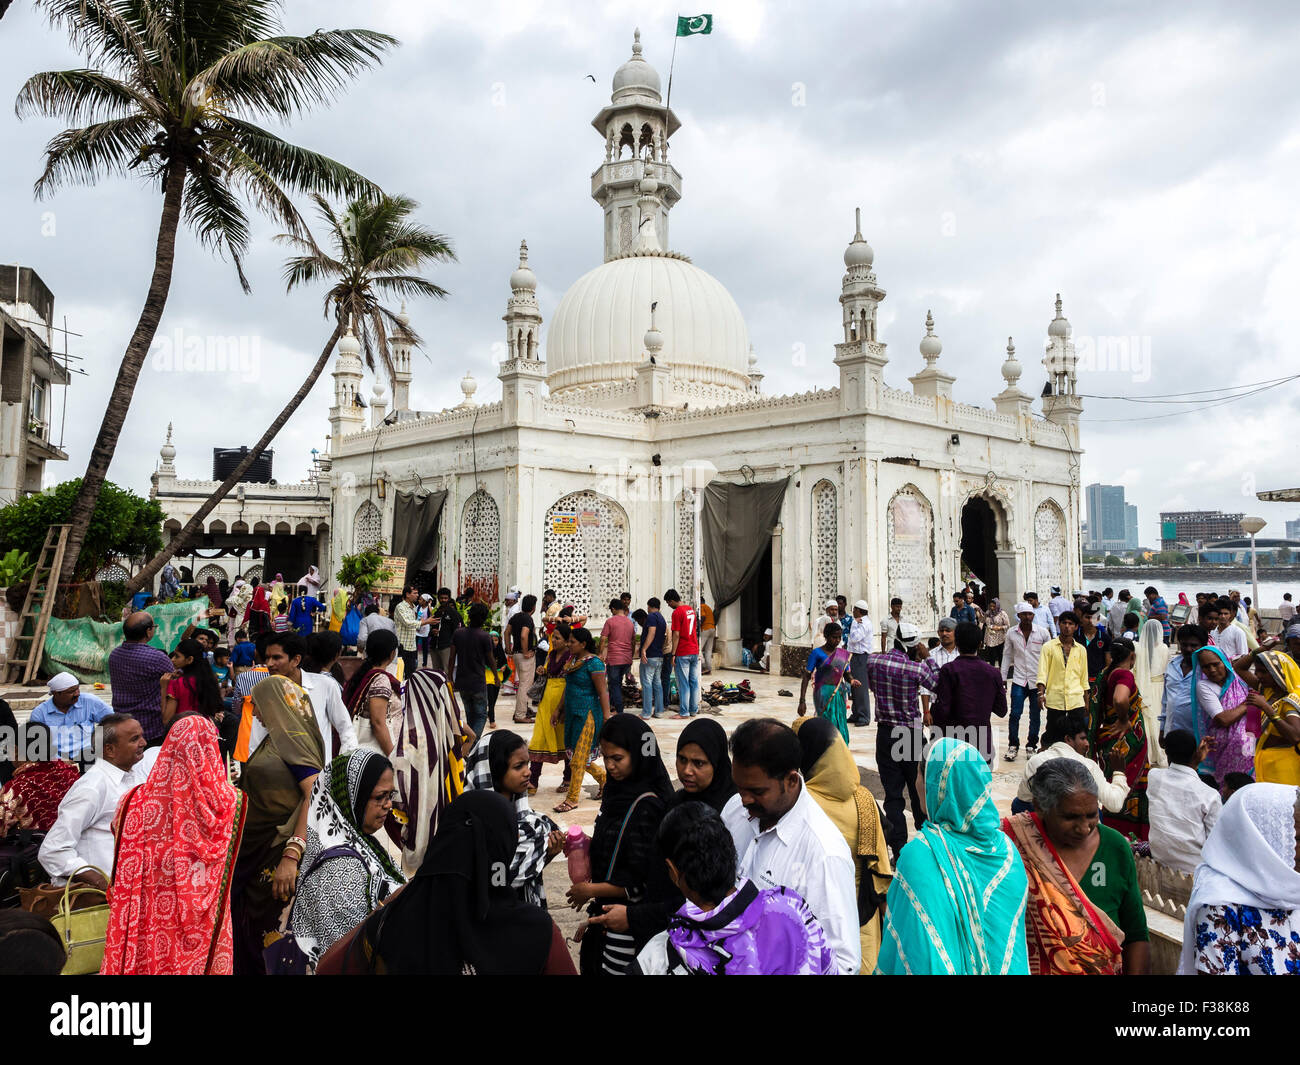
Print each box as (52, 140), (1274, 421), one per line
(813, 600), (839, 642)
(1026, 591), (1056, 637)
(1048, 586), (1073, 624)
(722, 718), (860, 974)
(1146, 728), (1221, 875)
(1014, 709), (1130, 812)
(880, 597), (904, 652)
(1280, 593), (1295, 628)
(1000, 602), (1052, 760)
(1099, 588), (1114, 628)
(503, 587), (522, 626)
(845, 600), (875, 725)
(246, 631), (358, 757)
(759, 628), (772, 672)
(1209, 598), (1248, 662)
(1108, 590), (1132, 635)
(929, 618), (959, 669)
(38, 714), (158, 888)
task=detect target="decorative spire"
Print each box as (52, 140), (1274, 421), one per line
(159, 421), (176, 466)
(843, 207), (874, 269)
(509, 239), (537, 293)
(643, 301), (664, 359)
(338, 317), (361, 357)
(1001, 336), (1022, 386)
(1048, 291), (1071, 338)
(919, 310), (942, 365)
(458, 371), (479, 409)
(633, 26), (642, 55)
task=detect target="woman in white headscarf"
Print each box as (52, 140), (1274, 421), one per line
(1134, 618), (1170, 766)
(225, 579), (251, 649)
(1180, 783), (1300, 975)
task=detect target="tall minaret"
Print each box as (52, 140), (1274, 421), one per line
(329, 320), (366, 442)
(390, 303), (413, 412)
(591, 29), (683, 260)
(1042, 293), (1082, 442)
(499, 241), (546, 424)
(834, 207), (889, 411)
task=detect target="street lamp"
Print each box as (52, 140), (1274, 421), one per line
(1241, 515), (1267, 612)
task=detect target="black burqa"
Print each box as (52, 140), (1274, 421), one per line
(370, 790), (553, 974)
(667, 717), (735, 813)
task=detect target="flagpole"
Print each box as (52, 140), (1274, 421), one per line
(664, 27), (680, 130)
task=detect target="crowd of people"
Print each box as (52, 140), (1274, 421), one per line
(3, 571), (1300, 977)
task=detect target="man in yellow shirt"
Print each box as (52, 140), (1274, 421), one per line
(1036, 610), (1089, 736)
(699, 595), (716, 675)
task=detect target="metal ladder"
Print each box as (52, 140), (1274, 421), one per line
(6, 524), (70, 685)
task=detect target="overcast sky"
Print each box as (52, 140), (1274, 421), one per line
(2, 0), (1298, 544)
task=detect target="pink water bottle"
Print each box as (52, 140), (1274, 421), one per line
(564, 824), (591, 883)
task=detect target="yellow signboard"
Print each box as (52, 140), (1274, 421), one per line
(372, 555), (408, 594)
(551, 512), (577, 535)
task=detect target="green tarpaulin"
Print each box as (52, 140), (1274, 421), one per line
(39, 599), (209, 684)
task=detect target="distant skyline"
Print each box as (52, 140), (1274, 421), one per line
(2, 1), (1299, 539)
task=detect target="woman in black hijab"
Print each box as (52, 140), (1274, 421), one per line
(568, 714), (676, 975)
(668, 718), (735, 813)
(319, 790), (574, 974)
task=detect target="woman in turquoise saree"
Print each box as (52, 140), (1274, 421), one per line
(876, 737), (1029, 975)
(798, 623), (857, 745)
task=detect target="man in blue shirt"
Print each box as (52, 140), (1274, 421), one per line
(949, 592), (977, 626)
(1160, 624), (1208, 735)
(30, 671), (113, 761)
(229, 629), (256, 669)
(638, 597), (669, 719)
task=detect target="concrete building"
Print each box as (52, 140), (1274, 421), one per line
(315, 31), (1084, 672)
(1085, 482), (1138, 551)
(1160, 510), (1246, 551)
(0, 266), (71, 502)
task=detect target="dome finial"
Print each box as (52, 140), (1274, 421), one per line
(919, 310), (942, 364)
(160, 421), (177, 464)
(1047, 292), (1071, 338)
(458, 371), (478, 409)
(510, 238), (537, 292)
(1001, 335), (1022, 386)
(633, 27), (642, 55)
(854, 207), (863, 240)
(643, 300), (665, 357)
(844, 208), (874, 269)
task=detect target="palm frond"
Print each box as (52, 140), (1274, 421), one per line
(214, 116), (380, 201)
(182, 166), (252, 291)
(34, 0), (159, 88)
(15, 68), (152, 124)
(33, 113), (158, 195)
(369, 275), (450, 301)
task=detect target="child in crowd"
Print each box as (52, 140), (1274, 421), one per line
(229, 629), (256, 671)
(272, 602), (291, 632)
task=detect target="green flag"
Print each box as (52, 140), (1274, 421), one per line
(676, 14), (713, 36)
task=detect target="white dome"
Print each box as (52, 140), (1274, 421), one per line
(612, 29), (662, 102)
(1048, 292), (1071, 337)
(546, 253), (751, 395)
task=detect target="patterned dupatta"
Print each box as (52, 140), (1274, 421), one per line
(815, 646), (852, 692)
(101, 716), (247, 975)
(1001, 811), (1123, 975)
(1092, 671), (1151, 839)
(391, 668), (465, 873)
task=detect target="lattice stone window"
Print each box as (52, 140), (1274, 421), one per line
(462, 491), (500, 598)
(676, 492), (694, 592)
(887, 486), (933, 627)
(813, 480), (839, 606)
(244, 566), (263, 584)
(1034, 501), (1066, 598)
(95, 563), (130, 583)
(543, 490), (628, 617)
(195, 564), (227, 586)
(354, 500), (382, 551)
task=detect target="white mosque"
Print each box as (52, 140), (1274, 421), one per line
(155, 30), (1084, 674)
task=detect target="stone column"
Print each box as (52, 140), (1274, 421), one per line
(771, 522), (784, 676)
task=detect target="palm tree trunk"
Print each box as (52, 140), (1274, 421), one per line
(125, 319), (345, 596)
(59, 160), (186, 586)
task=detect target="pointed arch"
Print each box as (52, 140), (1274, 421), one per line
(543, 490), (629, 616)
(462, 490), (500, 602)
(887, 484), (935, 627)
(1034, 500), (1067, 597)
(812, 479), (839, 606)
(353, 500), (383, 551)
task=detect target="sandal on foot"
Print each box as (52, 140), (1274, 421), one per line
(553, 800), (578, 813)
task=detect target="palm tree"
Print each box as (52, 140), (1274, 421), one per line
(124, 192), (454, 595)
(17, 0), (397, 587)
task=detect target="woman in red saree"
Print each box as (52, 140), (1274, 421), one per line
(101, 715), (246, 975)
(244, 579), (272, 638)
(0, 722), (80, 835)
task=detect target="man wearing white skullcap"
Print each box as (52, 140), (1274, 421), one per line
(813, 599), (840, 642)
(30, 671), (114, 761)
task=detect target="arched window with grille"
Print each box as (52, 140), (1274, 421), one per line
(462, 491), (500, 601)
(1034, 501), (1067, 597)
(543, 491), (629, 617)
(887, 485), (934, 627)
(354, 500), (383, 551)
(812, 480), (839, 606)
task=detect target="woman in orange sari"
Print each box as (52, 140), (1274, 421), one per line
(1002, 757), (1150, 975)
(101, 715), (247, 974)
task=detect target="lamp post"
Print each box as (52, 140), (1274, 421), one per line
(1241, 515), (1267, 613)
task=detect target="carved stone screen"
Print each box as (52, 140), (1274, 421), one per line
(676, 492), (695, 592)
(813, 480), (839, 606)
(462, 491), (500, 600)
(543, 491), (628, 616)
(887, 487), (934, 627)
(353, 500), (382, 551)
(1034, 501), (1066, 597)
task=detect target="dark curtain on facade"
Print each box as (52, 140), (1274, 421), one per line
(699, 477), (790, 612)
(392, 490), (447, 574)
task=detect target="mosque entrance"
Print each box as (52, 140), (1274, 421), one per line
(960, 497), (999, 602)
(738, 539), (772, 658)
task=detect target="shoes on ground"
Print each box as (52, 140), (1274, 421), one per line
(1004, 745), (1019, 762)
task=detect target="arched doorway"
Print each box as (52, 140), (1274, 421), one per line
(960, 497), (999, 600)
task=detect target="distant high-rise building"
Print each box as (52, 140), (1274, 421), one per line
(1286, 517), (1300, 541)
(1160, 510), (1245, 551)
(1086, 483), (1136, 551)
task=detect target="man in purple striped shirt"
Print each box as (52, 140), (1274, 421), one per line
(865, 621), (937, 861)
(107, 612), (175, 744)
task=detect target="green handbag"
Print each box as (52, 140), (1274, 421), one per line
(50, 865), (111, 975)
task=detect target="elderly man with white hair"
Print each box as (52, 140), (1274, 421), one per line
(813, 600), (839, 641)
(28, 672), (113, 762)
